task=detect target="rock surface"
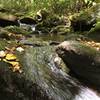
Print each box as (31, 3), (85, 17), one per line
(56, 41), (100, 88)
(0, 41), (81, 100)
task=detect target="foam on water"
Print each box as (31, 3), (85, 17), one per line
(75, 87), (100, 100)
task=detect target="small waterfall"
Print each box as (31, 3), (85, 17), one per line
(18, 17), (37, 32)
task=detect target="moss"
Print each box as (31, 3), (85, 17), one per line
(88, 21), (100, 42)
(0, 39), (8, 50)
(71, 41), (100, 59)
(5, 26), (32, 35)
(50, 25), (71, 35)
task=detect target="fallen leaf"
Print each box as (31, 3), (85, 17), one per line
(9, 61), (21, 72)
(8, 61), (19, 67)
(5, 53), (17, 61)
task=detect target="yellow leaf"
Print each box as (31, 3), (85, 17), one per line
(8, 61), (21, 72)
(8, 61), (19, 67)
(5, 53), (17, 61)
(3, 59), (8, 62)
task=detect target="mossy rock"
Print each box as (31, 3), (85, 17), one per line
(70, 4), (100, 32)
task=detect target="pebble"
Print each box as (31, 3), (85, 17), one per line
(16, 47), (24, 52)
(0, 50), (6, 58)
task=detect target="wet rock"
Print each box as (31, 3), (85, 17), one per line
(0, 40), (100, 99)
(56, 41), (100, 88)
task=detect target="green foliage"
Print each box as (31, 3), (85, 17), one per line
(0, 0), (31, 14)
(5, 26), (32, 35)
(89, 21), (100, 33)
(0, 0), (98, 16)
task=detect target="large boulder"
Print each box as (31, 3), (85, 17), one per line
(56, 40), (100, 88)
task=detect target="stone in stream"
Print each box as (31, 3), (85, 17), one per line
(56, 40), (100, 88)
